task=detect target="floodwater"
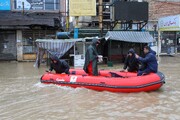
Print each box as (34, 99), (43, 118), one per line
(0, 56), (180, 120)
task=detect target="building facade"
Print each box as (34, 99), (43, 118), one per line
(144, 0), (180, 54)
(0, 0), (66, 61)
(1, 0), (179, 61)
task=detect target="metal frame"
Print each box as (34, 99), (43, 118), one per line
(102, 20), (148, 31)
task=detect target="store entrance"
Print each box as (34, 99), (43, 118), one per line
(0, 31), (17, 60)
(161, 31), (176, 54)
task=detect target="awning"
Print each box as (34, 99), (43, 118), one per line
(34, 38), (85, 68)
(105, 31), (154, 43)
(36, 38), (85, 57)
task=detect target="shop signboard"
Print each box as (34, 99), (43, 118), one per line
(69, 0), (96, 16)
(158, 15), (180, 31)
(0, 0), (11, 10)
(74, 54), (85, 68)
(15, 0), (59, 10)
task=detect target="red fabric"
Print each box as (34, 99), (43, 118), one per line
(87, 61), (93, 76)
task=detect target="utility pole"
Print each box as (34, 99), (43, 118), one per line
(22, 2), (24, 15)
(157, 30), (161, 63)
(66, 0), (69, 31)
(99, 0), (103, 37)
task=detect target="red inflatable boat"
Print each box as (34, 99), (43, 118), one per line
(40, 69), (165, 93)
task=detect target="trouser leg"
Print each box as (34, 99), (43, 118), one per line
(87, 61), (93, 75)
(137, 68), (151, 76)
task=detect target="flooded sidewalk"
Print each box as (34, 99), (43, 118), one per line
(0, 56), (180, 120)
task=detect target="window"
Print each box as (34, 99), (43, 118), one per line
(161, 31), (176, 54)
(22, 30), (56, 54)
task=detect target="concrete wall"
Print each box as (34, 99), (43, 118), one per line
(16, 30), (23, 61)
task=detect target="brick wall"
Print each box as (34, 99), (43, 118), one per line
(146, 0), (180, 20)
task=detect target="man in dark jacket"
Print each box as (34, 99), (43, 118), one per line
(139, 47), (157, 71)
(49, 55), (70, 74)
(123, 48), (139, 72)
(149, 47), (156, 55)
(136, 46), (158, 76)
(83, 38), (100, 76)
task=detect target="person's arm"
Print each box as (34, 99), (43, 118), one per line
(62, 61), (70, 74)
(49, 63), (53, 71)
(123, 56), (128, 70)
(138, 54), (151, 63)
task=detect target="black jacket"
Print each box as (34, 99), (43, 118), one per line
(123, 49), (139, 72)
(49, 56), (70, 74)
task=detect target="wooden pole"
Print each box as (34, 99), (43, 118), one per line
(99, 0), (103, 37)
(66, 0), (69, 31)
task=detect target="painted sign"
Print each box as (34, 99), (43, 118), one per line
(69, 0), (96, 16)
(16, 0), (30, 10)
(158, 15), (180, 31)
(0, 0), (10, 10)
(16, 0), (59, 10)
(74, 54), (85, 68)
(70, 76), (77, 82)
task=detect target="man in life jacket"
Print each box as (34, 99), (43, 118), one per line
(83, 38), (100, 76)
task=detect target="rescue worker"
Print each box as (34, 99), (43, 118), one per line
(83, 38), (100, 76)
(139, 46), (157, 71)
(49, 55), (70, 74)
(136, 46), (158, 76)
(123, 48), (139, 72)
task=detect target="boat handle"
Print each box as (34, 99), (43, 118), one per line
(100, 82), (105, 84)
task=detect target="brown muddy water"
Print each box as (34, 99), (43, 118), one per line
(0, 56), (180, 120)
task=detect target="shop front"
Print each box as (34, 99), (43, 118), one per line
(22, 29), (57, 60)
(0, 31), (17, 60)
(158, 15), (180, 54)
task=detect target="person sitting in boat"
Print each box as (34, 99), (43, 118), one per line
(135, 46), (158, 76)
(48, 55), (70, 74)
(139, 46), (157, 71)
(83, 38), (100, 76)
(122, 48), (139, 72)
(150, 47), (156, 56)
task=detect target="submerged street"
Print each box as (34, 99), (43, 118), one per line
(0, 56), (180, 120)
